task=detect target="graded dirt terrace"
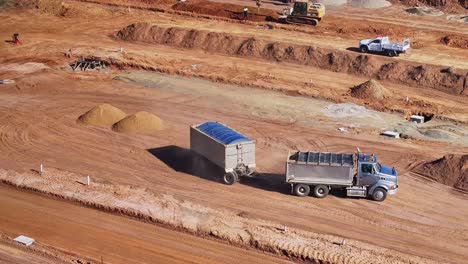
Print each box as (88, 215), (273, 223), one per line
(0, 1), (467, 263)
(0, 185), (292, 264)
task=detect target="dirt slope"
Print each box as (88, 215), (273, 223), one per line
(116, 23), (468, 96)
(172, 0), (278, 22)
(413, 154), (468, 191)
(392, 0), (468, 11)
(0, 185), (292, 264)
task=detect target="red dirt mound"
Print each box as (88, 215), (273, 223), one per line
(116, 23), (468, 96)
(413, 154), (468, 191)
(172, 0), (279, 22)
(440, 35), (468, 49)
(350, 79), (391, 100)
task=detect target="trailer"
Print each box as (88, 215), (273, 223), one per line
(190, 122), (256, 185)
(286, 151), (399, 201)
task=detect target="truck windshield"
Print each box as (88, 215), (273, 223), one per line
(376, 163), (381, 172)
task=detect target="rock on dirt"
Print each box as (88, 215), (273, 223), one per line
(77, 104), (126, 126)
(412, 154), (468, 191)
(112, 111), (165, 134)
(350, 79), (392, 100)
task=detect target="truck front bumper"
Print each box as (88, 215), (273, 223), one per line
(388, 185), (399, 195)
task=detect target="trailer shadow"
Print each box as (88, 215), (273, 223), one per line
(147, 145), (224, 183)
(241, 173), (290, 194)
(147, 145), (348, 199)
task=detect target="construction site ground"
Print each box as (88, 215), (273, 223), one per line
(0, 0), (467, 263)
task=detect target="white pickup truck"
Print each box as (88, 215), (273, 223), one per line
(359, 36), (410, 57)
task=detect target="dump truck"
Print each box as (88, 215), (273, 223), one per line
(282, 0), (325, 26)
(359, 36), (410, 57)
(190, 122), (256, 185)
(285, 151), (398, 201)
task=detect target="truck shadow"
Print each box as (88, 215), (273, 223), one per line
(346, 47), (394, 58)
(147, 145), (224, 183)
(241, 173), (290, 194)
(242, 174), (347, 198)
(148, 145), (348, 199)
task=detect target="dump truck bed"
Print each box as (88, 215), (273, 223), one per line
(286, 151), (355, 186)
(190, 122), (255, 171)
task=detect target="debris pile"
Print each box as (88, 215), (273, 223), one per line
(350, 79), (391, 100)
(70, 58), (106, 71)
(405, 6), (444, 16)
(77, 104), (126, 126)
(412, 154), (468, 191)
(112, 111), (165, 134)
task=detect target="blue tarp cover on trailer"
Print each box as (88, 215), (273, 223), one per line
(196, 122), (251, 145)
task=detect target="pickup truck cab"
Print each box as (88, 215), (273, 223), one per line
(359, 36), (410, 57)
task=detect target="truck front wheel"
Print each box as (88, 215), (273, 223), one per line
(372, 188), (387, 202)
(313, 185), (329, 198)
(294, 184), (310, 197)
(223, 172), (238, 185)
(360, 45), (368, 53)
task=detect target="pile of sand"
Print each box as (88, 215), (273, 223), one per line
(350, 79), (392, 100)
(412, 154), (468, 191)
(112, 111), (165, 134)
(350, 0), (392, 8)
(77, 104), (126, 126)
(405, 6), (444, 16)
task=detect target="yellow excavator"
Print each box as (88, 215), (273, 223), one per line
(282, 0), (325, 26)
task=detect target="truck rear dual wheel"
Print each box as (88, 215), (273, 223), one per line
(313, 185), (329, 198)
(360, 45), (368, 53)
(386, 50), (397, 57)
(223, 171), (238, 185)
(294, 184), (310, 197)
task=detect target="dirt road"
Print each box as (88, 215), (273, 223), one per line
(0, 185), (292, 264)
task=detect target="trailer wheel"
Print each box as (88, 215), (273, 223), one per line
(313, 185), (329, 198)
(360, 45), (368, 53)
(294, 184), (310, 197)
(223, 172), (238, 185)
(372, 188), (387, 202)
